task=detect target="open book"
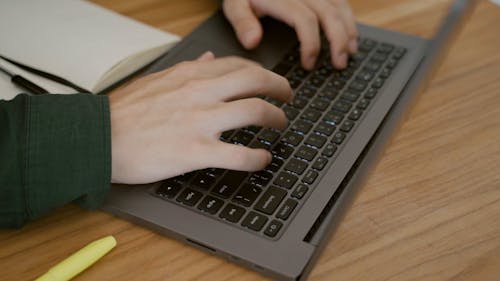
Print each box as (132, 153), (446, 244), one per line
(0, 0), (180, 100)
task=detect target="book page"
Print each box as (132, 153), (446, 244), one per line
(0, 0), (179, 99)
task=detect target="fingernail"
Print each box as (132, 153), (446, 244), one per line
(348, 40), (358, 53)
(338, 53), (347, 68)
(306, 55), (317, 70)
(242, 29), (259, 48)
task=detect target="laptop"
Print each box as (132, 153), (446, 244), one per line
(103, 1), (477, 280)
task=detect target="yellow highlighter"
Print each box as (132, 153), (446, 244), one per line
(36, 236), (117, 281)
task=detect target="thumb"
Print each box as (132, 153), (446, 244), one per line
(223, 0), (263, 49)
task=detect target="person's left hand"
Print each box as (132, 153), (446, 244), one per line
(223, 0), (358, 70)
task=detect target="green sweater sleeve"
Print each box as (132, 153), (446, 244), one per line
(0, 93), (111, 228)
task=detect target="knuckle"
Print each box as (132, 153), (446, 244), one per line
(303, 10), (317, 25)
(183, 79), (204, 93)
(173, 61), (195, 76)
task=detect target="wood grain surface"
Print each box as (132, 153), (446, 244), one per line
(1, 1), (499, 280)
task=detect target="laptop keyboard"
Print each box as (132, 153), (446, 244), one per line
(153, 37), (406, 239)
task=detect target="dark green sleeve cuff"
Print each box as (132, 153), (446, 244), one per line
(26, 93), (111, 218)
(0, 93), (111, 228)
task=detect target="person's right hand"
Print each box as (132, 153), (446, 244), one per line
(108, 52), (292, 184)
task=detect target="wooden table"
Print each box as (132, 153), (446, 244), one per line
(2, 1), (499, 280)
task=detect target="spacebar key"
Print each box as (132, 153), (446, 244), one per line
(254, 186), (287, 215)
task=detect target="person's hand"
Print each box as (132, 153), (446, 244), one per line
(223, 0), (358, 70)
(108, 52), (292, 184)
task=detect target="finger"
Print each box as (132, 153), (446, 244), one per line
(206, 142), (272, 171)
(223, 0), (264, 49)
(331, 0), (358, 53)
(198, 65), (293, 103)
(196, 51), (215, 61)
(305, 0), (349, 69)
(208, 98), (288, 134)
(250, 0), (321, 70)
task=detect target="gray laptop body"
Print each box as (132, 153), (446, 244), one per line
(103, 1), (476, 280)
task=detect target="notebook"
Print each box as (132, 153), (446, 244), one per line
(0, 0), (180, 100)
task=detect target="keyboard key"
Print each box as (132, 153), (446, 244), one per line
(302, 170), (319, 184)
(259, 129), (280, 144)
(273, 172), (298, 189)
(295, 145), (318, 161)
(266, 157), (284, 172)
(288, 77), (302, 89)
(283, 105), (300, 120)
(386, 58), (398, 69)
(372, 77), (385, 89)
(348, 109), (363, 121)
(156, 180), (183, 199)
(191, 173), (216, 190)
(291, 67), (309, 79)
(205, 168), (224, 178)
(323, 110), (344, 125)
(322, 143), (337, 157)
(292, 119), (313, 134)
(305, 134), (327, 148)
(359, 38), (377, 52)
(291, 184), (309, 199)
(212, 171), (248, 198)
(394, 47), (406, 59)
(177, 188), (203, 206)
(364, 88), (378, 99)
(232, 131), (254, 145)
(377, 43), (394, 54)
(244, 126), (261, 135)
(352, 51), (368, 62)
(356, 70), (374, 82)
(296, 86), (317, 98)
(379, 68), (391, 79)
(340, 120), (355, 132)
(249, 170), (273, 186)
(371, 53), (388, 63)
(305, 76), (325, 88)
(357, 98), (370, 110)
(272, 143), (294, 159)
(314, 122), (335, 136)
(301, 108), (322, 122)
(332, 100), (352, 113)
(318, 87), (338, 100)
(264, 220), (283, 237)
(197, 195), (224, 214)
(220, 130), (234, 141)
(242, 211), (268, 231)
(310, 98), (329, 111)
(284, 158), (308, 175)
(219, 203), (246, 223)
(276, 199), (298, 220)
(312, 157), (328, 171)
(332, 132), (346, 145)
(364, 62), (382, 72)
(340, 91), (361, 103)
(254, 186), (287, 215)
(282, 131), (304, 146)
(326, 79), (346, 90)
(290, 96), (309, 109)
(348, 81), (368, 92)
(233, 183), (262, 207)
(249, 139), (270, 149)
